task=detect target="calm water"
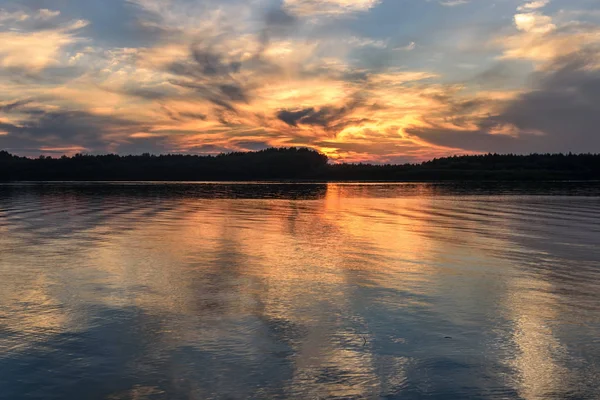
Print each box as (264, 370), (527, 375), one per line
(1, 182), (600, 400)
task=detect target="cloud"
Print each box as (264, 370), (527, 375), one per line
(439, 0), (470, 6)
(0, 100), (32, 112)
(395, 41), (416, 51)
(37, 9), (61, 20)
(126, 0), (255, 39)
(0, 30), (79, 71)
(283, 0), (381, 17)
(263, 6), (298, 35)
(517, 1), (550, 11)
(498, 14), (600, 63)
(346, 36), (388, 49)
(0, 101), (145, 154)
(0, 14), (89, 72)
(407, 50), (600, 154)
(0, 10), (30, 23)
(514, 12), (555, 33)
(0, 8), (60, 24)
(472, 63), (517, 87)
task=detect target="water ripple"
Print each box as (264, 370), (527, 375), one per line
(1, 182), (599, 399)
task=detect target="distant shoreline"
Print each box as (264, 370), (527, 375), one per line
(2, 180), (600, 184)
(2, 148), (600, 182)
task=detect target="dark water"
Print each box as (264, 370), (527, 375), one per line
(1, 182), (600, 400)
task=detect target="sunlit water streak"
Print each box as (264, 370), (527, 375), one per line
(1, 182), (600, 399)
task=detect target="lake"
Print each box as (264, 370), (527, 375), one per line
(1, 182), (600, 399)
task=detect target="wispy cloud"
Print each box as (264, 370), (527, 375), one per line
(283, 0), (381, 17)
(518, 1), (550, 11)
(395, 41), (416, 51)
(439, 0), (470, 7)
(0, 17), (88, 71)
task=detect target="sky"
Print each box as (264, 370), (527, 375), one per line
(0, 0), (599, 162)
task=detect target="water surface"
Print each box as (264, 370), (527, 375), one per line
(1, 182), (600, 399)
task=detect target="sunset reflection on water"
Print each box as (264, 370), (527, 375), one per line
(1, 183), (599, 399)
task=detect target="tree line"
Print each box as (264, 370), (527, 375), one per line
(1, 148), (599, 181)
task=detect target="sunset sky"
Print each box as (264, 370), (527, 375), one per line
(0, 0), (599, 162)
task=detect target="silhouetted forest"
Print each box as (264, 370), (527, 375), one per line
(1, 148), (599, 181)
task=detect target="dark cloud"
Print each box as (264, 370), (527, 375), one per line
(472, 62), (519, 87)
(0, 66), (88, 86)
(190, 49), (242, 77)
(404, 126), (522, 153)
(328, 117), (374, 133)
(162, 42), (254, 116)
(19, 109), (138, 140)
(219, 84), (248, 102)
(165, 49), (245, 107)
(0, 104), (143, 153)
(407, 50), (600, 154)
(277, 100), (363, 132)
(211, 98), (237, 112)
(168, 79), (238, 112)
(497, 51), (600, 137)
(160, 105), (182, 121)
(260, 5), (298, 46)
(426, 92), (488, 116)
(159, 105), (208, 122)
(0, 100), (32, 112)
(277, 108), (315, 127)
(265, 7), (297, 28)
(342, 70), (371, 83)
(124, 87), (173, 100)
(178, 111), (208, 121)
